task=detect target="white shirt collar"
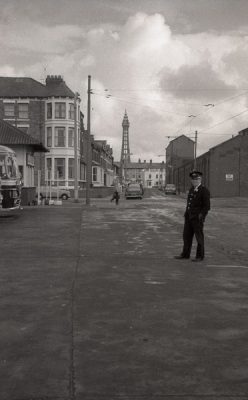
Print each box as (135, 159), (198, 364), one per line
(194, 183), (202, 192)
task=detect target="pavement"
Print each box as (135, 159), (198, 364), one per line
(0, 192), (248, 400)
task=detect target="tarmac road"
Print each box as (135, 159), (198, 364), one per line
(0, 190), (248, 400)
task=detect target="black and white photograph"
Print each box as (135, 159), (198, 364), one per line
(0, 0), (248, 399)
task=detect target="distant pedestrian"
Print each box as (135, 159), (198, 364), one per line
(111, 190), (120, 205)
(174, 170), (210, 262)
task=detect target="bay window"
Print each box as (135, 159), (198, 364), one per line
(69, 103), (74, 120)
(55, 102), (66, 119)
(55, 127), (65, 147)
(68, 158), (74, 179)
(55, 158), (65, 179)
(68, 128), (74, 147)
(46, 127), (52, 147)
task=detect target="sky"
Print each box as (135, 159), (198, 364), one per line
(1, 0), (248, 162)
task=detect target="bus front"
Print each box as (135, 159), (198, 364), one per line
(0, 146), (21, 214)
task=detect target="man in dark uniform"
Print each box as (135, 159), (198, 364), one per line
(175, 170), (210, 262)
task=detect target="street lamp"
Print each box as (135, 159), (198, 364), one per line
(157, 152), (166, 187)
(74, 91), (80, 202)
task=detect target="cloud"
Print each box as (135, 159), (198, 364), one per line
(0, 65), (20, 76)
(159, 62), (237, 102)
(0, 21), (84, 54)
(1, 6), (248, 162)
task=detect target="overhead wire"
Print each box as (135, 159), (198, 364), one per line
(91, 90), (187, 116)
(91, 87), (248, 141)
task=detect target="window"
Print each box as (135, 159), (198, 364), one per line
(92, 167), (97, 182)
(55, 127), (65, 147)
(156, 174), (158, 178)
(68, 128), (74, 147)
(46, 127), (52, 147)
(18, 103), (29, 119)
(149, 174), (151, 179)
(55, 102), (66, 119)
(55, 158), (65, 179)
(18, 126), (29, 134)
(4, 103), (15, 117)
(68, 158), (74, 179)
(69, 103), (74, 120)
(47, 103), (52, 119)
(80, 163), (86, 181)
(46, 158), (52, 171)
(46, 158), (52, 181)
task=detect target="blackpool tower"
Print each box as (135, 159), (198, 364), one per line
(120, 110), (131, 183)
(120, 110), (131, 164)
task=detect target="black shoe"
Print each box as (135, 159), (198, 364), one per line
(174, 255), (190, 259)
(191, 257), (204, 262)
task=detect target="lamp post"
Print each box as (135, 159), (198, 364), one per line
(74, 91), (80, 202)
(86, 75), (92, 205)
(157, 151), (166, 187)
(194, 130), (198, 169)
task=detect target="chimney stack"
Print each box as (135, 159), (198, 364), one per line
(46, 75), (63, 85)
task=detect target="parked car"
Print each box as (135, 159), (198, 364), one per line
(125, 183), (143, 199)
(164, 184), (177, 195)
(37, 186), (71, 200)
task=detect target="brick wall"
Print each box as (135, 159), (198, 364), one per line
(173, 132), (248, 197)
(209, 136), (241, 197)
(240, 134), (248, 196)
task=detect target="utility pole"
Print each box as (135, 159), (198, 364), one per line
(86, 75), (92, 205)
(194, 130), (198, 169)
(74, 92), (79, 202)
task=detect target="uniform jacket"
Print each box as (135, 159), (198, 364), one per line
(184, 184), (210, 220)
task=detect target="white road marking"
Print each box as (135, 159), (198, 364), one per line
(207, 264), (248, 269)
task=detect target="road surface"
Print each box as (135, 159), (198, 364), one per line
(0, 190), (247, 400)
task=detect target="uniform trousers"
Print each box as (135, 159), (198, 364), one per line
(182, 216), (205, 259)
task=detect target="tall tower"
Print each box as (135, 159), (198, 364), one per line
(120, 110), (131, 164)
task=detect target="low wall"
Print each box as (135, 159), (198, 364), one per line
(70, 186), (114, 198)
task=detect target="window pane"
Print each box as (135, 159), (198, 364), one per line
(46, 158), (52, 170)
(92, 167), (97, 182)
(47, 103), (52, 119)
(4, 103), (15, 117)
(18, 103), (29, 119)
(68, 158), (74, 179)
(55, 158), (65, 179)
(47, 127), (52, 147)
(69, 104), (74, 119)
(68, 128), (74, 147)
(55, 103), (66, 119)
(55, 127), (65, 147)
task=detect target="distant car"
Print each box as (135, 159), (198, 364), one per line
(125, 183), (143, 199)
(164, 184), (177, 195)
(37, 186), (71, 200)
